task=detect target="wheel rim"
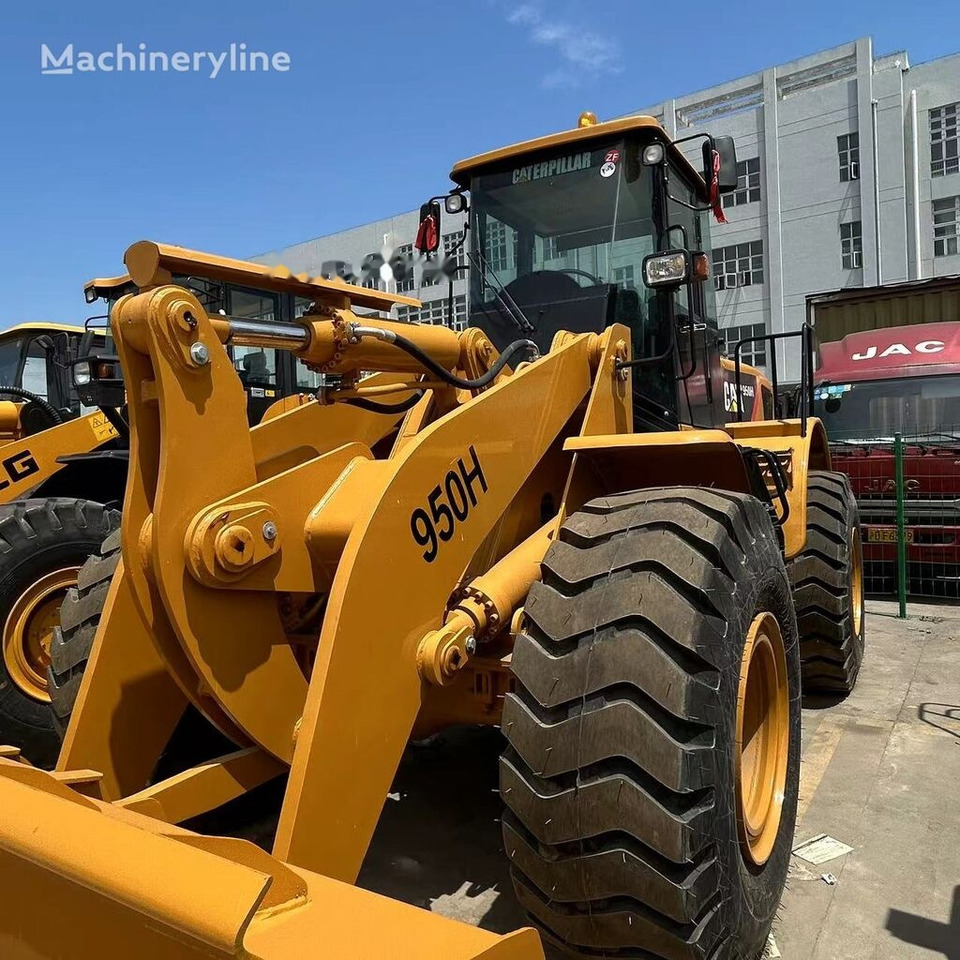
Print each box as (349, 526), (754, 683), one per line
(2, 567), (80, 703)
(736, 611), (790, 866)
(851, 526), (864, 637)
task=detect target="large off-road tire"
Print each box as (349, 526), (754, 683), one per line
(501, 487), (801, 960)
(47, 525), (123, 738)
(787, 470), (865, 696)
(0, 499), (120, 767)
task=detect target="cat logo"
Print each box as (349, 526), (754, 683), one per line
(512, 151), (593, 184)
(723, 380), (754, 412)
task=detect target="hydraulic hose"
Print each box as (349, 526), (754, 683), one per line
(350, 326), (538, 390)
(0, 386), (65, 425)
(344, 391), (425, 415)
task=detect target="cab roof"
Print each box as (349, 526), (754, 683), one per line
(0, 322), (87, 339)
(450, 115), (704, 189)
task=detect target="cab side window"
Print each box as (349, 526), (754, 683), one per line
(227, 288), (280, 389)
(22, 338), (51, 400)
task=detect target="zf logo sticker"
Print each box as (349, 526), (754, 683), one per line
(0, 450), (39, 491)
(410, 446), (488, 563)
(600, 149), (619, 178)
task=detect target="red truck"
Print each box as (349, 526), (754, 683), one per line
(813, 320), (960, 596)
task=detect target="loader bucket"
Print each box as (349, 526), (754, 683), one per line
(0, 761), (543, 960)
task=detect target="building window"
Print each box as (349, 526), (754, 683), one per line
(722, 323), (767, 367)
(712, 241), (764, 289)
(362, 274), (381, 290)
(396, 296), (468, 331)
(933, 196), (960, 257)
(443, 232), (466, 272)
(484, 220), (511, 272)
(721, 157), (761, 208)
(395, 243), (415, 293)
(840, 221), (863, 269)
(612, 265), (636, 290)
(837, 133), (860, 182)
(931, 103), (959, 178)
(541, 235), (560, 260)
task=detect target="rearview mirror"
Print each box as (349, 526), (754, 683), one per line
(415, 200), (442, 255)
(703, 136), (738, 194)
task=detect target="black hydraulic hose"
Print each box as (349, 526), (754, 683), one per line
(344, 390), (425, 415)
(357, 330), (538, 391)
(0, 386), (65, 425)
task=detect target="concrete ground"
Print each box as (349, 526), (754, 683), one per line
(351, 603), (960, 959)
(775, 601), (960, 960)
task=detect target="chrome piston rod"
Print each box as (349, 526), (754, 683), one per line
(222, 318), (311, 351)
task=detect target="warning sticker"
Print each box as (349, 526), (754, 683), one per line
(89, 412), (118, 443)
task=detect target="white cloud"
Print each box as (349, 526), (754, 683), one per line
(501, 2), (622, 88)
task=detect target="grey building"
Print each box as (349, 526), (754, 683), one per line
(255, 37), (960, 379)
(254, 210), (471, 331)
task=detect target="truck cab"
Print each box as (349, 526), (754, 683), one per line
(814, 321), (960, 595)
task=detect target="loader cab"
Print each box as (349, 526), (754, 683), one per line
(0, 323), (99, 431)
(85, 276), (322, 424)
(434, 115), (738, 432)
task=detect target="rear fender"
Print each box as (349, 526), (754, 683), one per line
(725, 417), (831, 557)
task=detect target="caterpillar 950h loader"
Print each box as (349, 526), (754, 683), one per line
(0, 113), (863, 960)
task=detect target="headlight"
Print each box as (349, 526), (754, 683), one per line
(444, 192), (467, 214)
(73, 361), (91, 386)
(642, 143), (665, 165)
(642, 250), (691, 288)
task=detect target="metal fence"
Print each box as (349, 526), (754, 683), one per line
(830, 432), (960, 612)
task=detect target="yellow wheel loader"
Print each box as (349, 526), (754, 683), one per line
(0, 114), (863, 960)
(0, 322), (126, 767)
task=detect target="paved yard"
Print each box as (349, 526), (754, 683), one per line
(354, 603), (960, 959)
(776, 602), (960, 959)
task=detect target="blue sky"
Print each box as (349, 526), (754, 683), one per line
(1, 0), (958, 323)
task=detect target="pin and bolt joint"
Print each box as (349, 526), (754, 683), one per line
(190, 341), (210, 366)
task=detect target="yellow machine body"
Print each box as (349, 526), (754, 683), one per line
(0, 120), (827, 960)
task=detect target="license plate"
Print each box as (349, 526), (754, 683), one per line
(866, 528), (915, 543)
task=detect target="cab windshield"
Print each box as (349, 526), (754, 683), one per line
(0, 338), (23, 388)
(468, 137), (659, 354)
(815, 375), (960, 442)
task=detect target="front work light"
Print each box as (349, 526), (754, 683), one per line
(73, 361), (91, 387)
(642, 250), (691, 288)
(444, 192), (467, 214)
(642, 143), (665, 165)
